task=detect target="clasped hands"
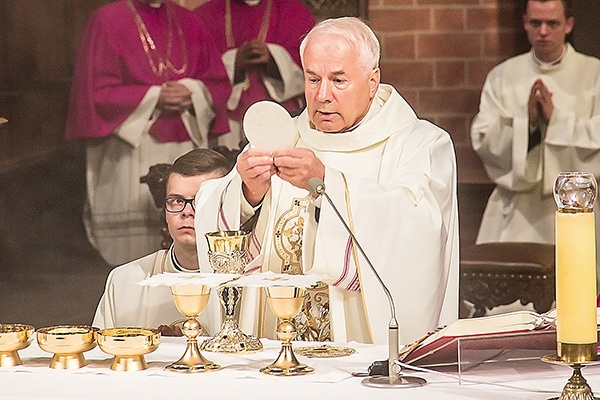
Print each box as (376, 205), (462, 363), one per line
(238, 148), (326, 207)
(528, 78), (554, 127)
(157, 81), (192, 113)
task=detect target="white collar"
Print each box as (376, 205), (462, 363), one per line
(531, 44), (569, 71)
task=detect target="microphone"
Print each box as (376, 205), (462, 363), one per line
(307, 177), (425, 388)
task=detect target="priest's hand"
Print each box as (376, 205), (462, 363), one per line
(157, 81), (193, 113)
(237, 148), (277, 207)
(528, 79), (554, 126)
(272, 148), (325, 191)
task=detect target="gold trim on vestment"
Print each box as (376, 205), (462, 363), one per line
(225, 0), (272, 49)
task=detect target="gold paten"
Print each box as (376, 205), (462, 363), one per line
(542, 353), (600, 400)
(37, 325), (97, 369)
(295, 344), (355, 358)
(166, 284), (220, 372)
(0, 324), (34, 367)
(260, 287), (314, 376)
(97, 327), (160, 371)
(201, 231), (263, 354)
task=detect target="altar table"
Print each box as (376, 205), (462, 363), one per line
(1, 337), (599, 400)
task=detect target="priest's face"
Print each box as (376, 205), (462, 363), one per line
(303, 33), (380, 133)
(165, 172), (217, 252)
(523, 0), (573, 63)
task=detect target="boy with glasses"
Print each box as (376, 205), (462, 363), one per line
(92, 149), (231, 334)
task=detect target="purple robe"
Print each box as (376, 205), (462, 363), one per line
(196, 0), (314, 120)
(65, 0), (231, 142)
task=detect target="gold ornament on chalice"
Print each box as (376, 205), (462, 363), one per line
(201, 230), (263, 353)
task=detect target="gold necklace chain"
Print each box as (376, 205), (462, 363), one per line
(225, 0), (272, 49)
(126, 0), (188, 79)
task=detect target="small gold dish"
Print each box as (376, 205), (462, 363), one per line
(37, 325), (98, 369)
(0, 324), (34, 367)
(97, 327), (160, 371)
(295, 344), (356, 358)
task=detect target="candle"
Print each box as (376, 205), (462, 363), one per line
(554, 172), (598, 363)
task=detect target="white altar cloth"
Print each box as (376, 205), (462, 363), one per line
(1, 336), (600, 400)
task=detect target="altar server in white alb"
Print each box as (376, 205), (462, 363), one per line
(195, 17), (459, 345)
(92, 149), (232, 333)
(471, 0), (600, 283)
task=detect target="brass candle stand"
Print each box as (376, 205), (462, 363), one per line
(201, 231), (262, 353)
(541, 353), (600, 400)
(166, 283), (220, 372)
(260, 286), (314, 376)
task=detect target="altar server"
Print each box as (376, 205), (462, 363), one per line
(92, 149), (232, 333)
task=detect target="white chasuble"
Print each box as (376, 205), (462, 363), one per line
(195, 84), (459, 345)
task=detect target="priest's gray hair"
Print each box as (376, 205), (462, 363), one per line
(300, 17), (380, 72)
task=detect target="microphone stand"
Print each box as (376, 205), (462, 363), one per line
(308, 178), (426, 388)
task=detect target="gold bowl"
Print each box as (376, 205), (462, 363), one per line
(0, 324), (34, 367)
(36, 325), (98, 369)
(97, 327), (160, 371)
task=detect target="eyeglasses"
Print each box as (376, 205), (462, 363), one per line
(165, 196), (195, 213)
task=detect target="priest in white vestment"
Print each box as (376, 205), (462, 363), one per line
(93, 149), (232, 331)
(194, 17), (459, 345)
(471, 0), (600, 286)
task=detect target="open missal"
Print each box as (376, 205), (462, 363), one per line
(399, 310), (559, 367)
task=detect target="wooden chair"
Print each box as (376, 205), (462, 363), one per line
(140, 163), (172, 249)
(459, 242), (555, 318)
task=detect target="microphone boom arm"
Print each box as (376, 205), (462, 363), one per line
(309, 177), (399, 379)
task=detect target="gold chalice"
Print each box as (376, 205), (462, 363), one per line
(36, 325), (97, 369)
(202, 230), (262, 353)
(166, 284), (220, 372)
(97, 327), (160, 371)
(0, 324), (34, 367)
(261, 286), (314, 376)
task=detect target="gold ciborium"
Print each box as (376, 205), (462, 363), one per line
(260, 286), (314, 376)
(166, 284), (220, 372)
(37, 325), (98, 369)
(97, 327), (160, 371)
(0, 324), (34, 367)
(201, 230), (262, 353)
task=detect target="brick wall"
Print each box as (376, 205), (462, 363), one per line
(369, 0), (529, 182)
